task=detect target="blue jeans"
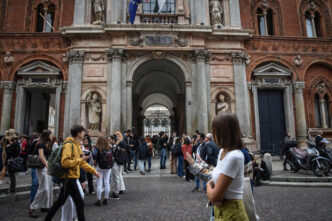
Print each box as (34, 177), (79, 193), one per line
(30, 168), (39, 203)
(177, 155), (184, 177)
(139, 160), (145, 172)
(147, 156), (152, 169)
(160, 148), (167, 168)
(195, 176), (207, 190)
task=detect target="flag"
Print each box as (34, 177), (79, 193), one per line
(157, 0), (167, 13)
(128, 0), (141, 24)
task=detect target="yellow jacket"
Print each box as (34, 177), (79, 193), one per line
(61, 137), (97, 179)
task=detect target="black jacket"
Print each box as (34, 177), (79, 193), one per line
(138, 142), (148, 160)
(5, 141), (20, 164)
(200, 141), (220, 167)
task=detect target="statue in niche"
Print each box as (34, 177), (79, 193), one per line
(87, 92), (102, 131)
(210, 0), (223, 27)
(92, 0), (105, 25)
(216, 93), (231, 114)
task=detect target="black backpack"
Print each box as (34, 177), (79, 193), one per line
(114, 147), (127, 165)
(98, 149), (114, 169)
(171, 143), (182, 156)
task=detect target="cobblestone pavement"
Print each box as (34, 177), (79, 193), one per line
(1, 176), (332, 221)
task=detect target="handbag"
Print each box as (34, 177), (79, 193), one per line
(243, 177), (260, 221)
(27, 143), (44, 169)
(7, 157), (25, 173)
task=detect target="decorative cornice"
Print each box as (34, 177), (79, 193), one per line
(293, 81), (305, 92)
(1, 81), (16, 93)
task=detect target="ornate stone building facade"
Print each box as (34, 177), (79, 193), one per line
(0, 0), (331, 153)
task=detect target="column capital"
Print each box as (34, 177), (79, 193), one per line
(293, 82), (305, 92)
(1, 81), (15, 94)
(190, 49), (211, 62)
(62, 81), (69, 93)
(185, 81), (192, 87)
(126, 80), (133, 87)
(105, 48), (128, 62)
(65, 50), (85, 64)
(231, 52), (250, 65)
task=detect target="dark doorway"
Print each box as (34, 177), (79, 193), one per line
(258, 89), (286, 155)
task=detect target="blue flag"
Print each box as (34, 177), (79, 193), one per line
(128, 0), (141, 25)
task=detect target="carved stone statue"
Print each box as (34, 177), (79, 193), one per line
(216, 94), (230, 113)
(87, 92), (102, 131)
(210, 0), (223, 27)
(92, 0), (105, 25)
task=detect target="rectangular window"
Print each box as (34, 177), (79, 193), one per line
(143, 0), (175, 14)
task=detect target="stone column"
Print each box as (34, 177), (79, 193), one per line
(126, 81), (133, 131)
(223, 0), (231, 27)
(14, 84), (25, 134)
(0, 81), (15, 134)
(106, 49), (125, 134)
(191, 50), (210, 134)
(121, 58), (128, 131)
(73, 0), (86, 25)
(54, 84), (62, 138)
(293, 82), (307, 147)
(205, 61), (212, 131)
(229, 0), (241, 28)
(319, 99), (328, 128)
(107, 0), (123, 24)
(64, 51), (85, 136)
(232, 52), (251, 137)
(185, 81), (193, 135)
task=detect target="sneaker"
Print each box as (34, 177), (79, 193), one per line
(29, 209), (39, 218)
(140, 171), (145, 175)
(4, 190), (15, 195)
(94, 200), (101, 206)
(147, 169), (151, 173)
(191, 187), (199, 192)
(119, 191), (124, 194)
(110, 193), (120, 199)
(0, 180), (8, 185)
(102, 199), (108, 205)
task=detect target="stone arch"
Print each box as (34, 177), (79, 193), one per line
(298, 0), (332, 37)
(250, 0), (284, 35)
(127, 54), (191, 82)
(248, 56), (298, 81)
(302, 59), (332, 81)
(81, 87), (107, 101)
(141, 93), (174, 115)
(8, 54), (67, 81)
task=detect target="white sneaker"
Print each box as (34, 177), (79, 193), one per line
(0, 180), (7, 184)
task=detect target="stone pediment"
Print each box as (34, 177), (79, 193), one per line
(253, 63), (291, 77)
(17, 61), (60, 76)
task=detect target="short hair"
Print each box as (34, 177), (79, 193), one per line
(70, 125), (85, 137)
(206, 133), (212, 140)
(127, 129), (132, 133)
(192, 135), (198, 139)
(200, 133), (205, 140)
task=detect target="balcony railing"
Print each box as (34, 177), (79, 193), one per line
(140, 14), (178, 24)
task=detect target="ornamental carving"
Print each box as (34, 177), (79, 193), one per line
(317, 82), (326, 95)
(84, 53), (106, 63)
(0, 81), (16, 94)
(92, 0), (105, 25)
(105, 48), (127, 61)
(0, 36), (67, 51)
(4, 51), (14, 65)
(64, 51), (85, 63)
(293, 55), (303, 67)
(190, 49), (211, 62)
(210, 0), (223, 27)
(129, 34), (144, 46)
(231, 52), (250, 65)
(174, 35), (188, 47)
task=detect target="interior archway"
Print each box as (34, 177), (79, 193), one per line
(132, 59), (186, 137)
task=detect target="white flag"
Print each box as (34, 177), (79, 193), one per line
(158, 0), (167, 13)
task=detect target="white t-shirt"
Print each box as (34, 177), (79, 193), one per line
(211, 149), (244, 199)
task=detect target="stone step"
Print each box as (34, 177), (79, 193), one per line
(261, 181), (332, 188)
(0, 187), (60, 203)
(270, 176), (332, 183)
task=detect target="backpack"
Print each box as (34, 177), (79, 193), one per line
(48, 141), (73, 179)
(115, 147), (127, 165)
(25, 139), (38, 155)
(171, 143), (182, 156)
(98, 149), (114, 169)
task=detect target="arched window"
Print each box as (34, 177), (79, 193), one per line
(324, 94), (331, 127)
(145, 119), (151, 128)
(267, 9), (274, 35)
(45, 4), (55, 32)
(305, 11), (322, 38)
(36, 4), (45, 32)
(314, 11), (321, 37)
(162, 119), (168, 127)
(257, 8), (266, 35)
(153, 119), (160, 127)
(35, 3), (55, 32)
(314, 94), (322, 127)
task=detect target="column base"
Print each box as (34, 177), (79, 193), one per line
(243, 136), (257, 152)
(297, 138), (308, 149)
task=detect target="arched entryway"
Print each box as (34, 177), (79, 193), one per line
(131, 58), (186, 137)
(143, 105), (171, 137)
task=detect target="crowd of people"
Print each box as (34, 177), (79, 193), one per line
(0, 112), (273, 220)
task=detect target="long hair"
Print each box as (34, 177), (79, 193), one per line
(96, 136), (110, 152)
(37, 130), (52, 149)
(212, 113), (243, 151)
(115, 131), (123, 144)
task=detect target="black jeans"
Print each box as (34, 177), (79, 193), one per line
(86, 172), (94, 193)
(45, 178), (85, 221)
(283, 151), (291, 166)
(8, 170), (15, 193)
(184, 160), (191, 181)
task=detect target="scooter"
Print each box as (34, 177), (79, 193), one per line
(315, 135), (332, 174)
(286, 137), (330, 177)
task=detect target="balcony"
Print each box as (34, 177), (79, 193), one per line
(140, 14), (178, 24)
